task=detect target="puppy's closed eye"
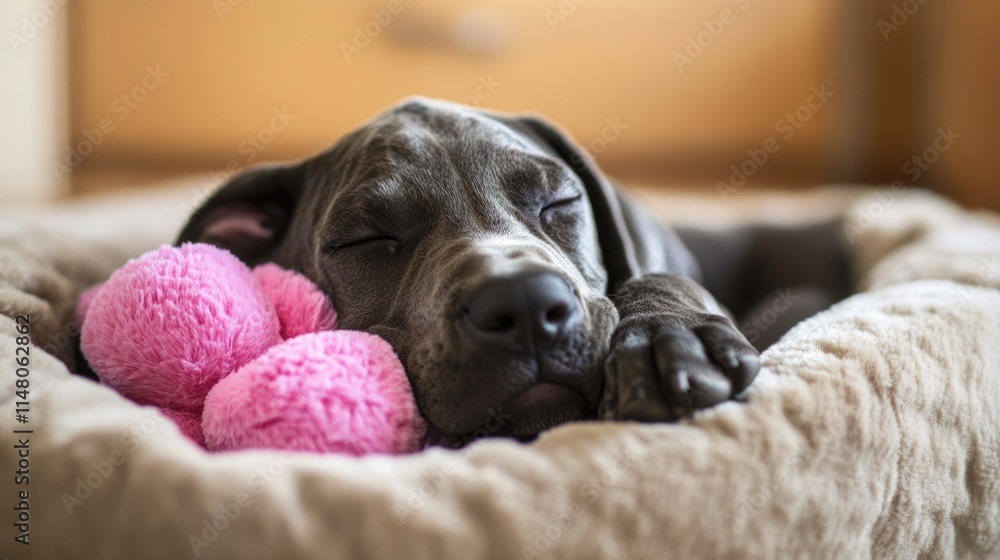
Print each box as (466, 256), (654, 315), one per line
(324, 235), (401, 254)
(541, 194), (583, 215)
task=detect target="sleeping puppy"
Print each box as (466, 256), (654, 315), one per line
(178, 98), (850, 445)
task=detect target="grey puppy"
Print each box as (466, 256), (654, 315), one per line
(178, 98), (849, 445)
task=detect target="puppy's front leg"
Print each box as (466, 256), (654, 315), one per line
(599, 273), (761, 422)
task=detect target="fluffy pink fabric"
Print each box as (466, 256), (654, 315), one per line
(160, 408), (206, 448)
(253, 263), (337, 339)
(74, 282), (103, 327)
(203, 331), (423, 455)
(80, 244), (282, 412)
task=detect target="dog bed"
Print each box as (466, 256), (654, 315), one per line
(0, 187), (998, 559)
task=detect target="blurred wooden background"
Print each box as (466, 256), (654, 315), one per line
(65, 0), (999, 210)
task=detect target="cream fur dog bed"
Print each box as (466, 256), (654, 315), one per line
(0, 188), (998, 559)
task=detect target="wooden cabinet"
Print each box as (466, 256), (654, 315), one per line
(69, 1), (1000, 211)
(70, 0), (835, 185)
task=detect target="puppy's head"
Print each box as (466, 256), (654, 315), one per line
(179, 98), (642, 443)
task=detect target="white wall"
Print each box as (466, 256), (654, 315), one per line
(0, 0), (68, 203)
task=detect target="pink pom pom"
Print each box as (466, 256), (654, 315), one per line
(75, 282), (104, 327)
(203, 331), (423, 455)
(80, 244), (282, 412)
(161, 408), (206, 448)
(253, 263), (337, 339)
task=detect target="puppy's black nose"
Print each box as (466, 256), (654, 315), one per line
(463, 270), (580, 349)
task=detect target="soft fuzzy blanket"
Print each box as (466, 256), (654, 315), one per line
(0, 189), (997, 559)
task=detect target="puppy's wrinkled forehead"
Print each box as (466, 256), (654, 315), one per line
(319, 101), (575, 224)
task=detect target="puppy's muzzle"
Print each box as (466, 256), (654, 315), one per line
(462, 269), (581, 355)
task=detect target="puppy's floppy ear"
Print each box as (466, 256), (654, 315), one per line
(176, 164), (305, 265)
(505, 117), (642, 289)
(504, 116), (702, 288)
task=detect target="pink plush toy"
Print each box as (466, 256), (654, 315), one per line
(77, 243), (425, 455)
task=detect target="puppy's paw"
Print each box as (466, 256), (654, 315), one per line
(599, 314), (760, 422)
